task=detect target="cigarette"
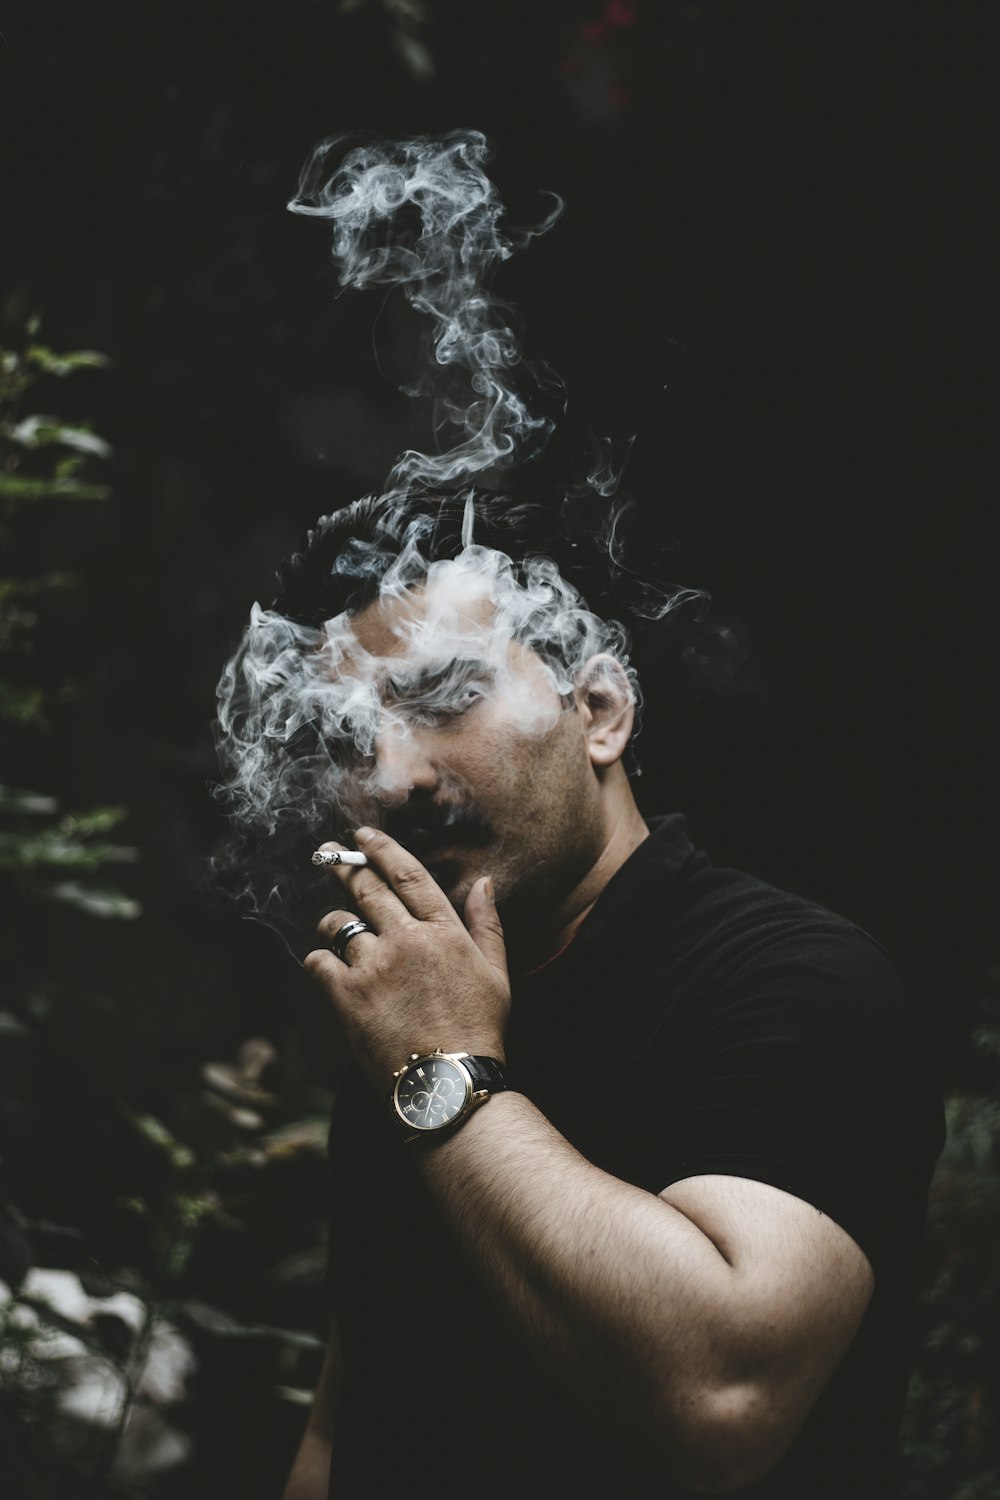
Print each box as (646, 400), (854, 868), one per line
(311, 848), (369, 868)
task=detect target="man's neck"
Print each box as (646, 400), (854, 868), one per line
(507, 797), (650, 977)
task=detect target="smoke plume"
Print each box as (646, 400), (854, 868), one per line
(211, 130), (711, 955)
(288, 129), (563, 493)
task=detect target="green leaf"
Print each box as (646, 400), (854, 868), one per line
(0, 473), (111, 502)
(0, 827), (139, 869)
(57, 805), (130, 837)
(43, 881), (142, 919)
(24, 344), (112, 377)
(9, 415), (113, 458)
(0, 681), (45, 723)
(273, 1385), (315, 1405)
(972, 1024), (1000, 1062)
(0, 785), (59, 814)
(127, 1113), (195, 1169)
(0, 572), (81, 603)
(260, 1117), (329, 1158)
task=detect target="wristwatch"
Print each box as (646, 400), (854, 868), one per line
(389, 1049), (508, 1142)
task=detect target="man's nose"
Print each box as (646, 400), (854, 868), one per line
(371, 720), (438, 800)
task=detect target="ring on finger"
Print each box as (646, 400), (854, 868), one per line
(330, 918), (373, 961)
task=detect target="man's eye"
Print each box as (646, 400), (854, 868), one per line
(414, 684), (486, 725)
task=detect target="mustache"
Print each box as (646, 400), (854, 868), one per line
(383, 798), (493, 857)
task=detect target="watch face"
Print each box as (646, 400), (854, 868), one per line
(393, 1055), (472, 1134)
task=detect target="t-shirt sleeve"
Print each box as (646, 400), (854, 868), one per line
(661, 923), (939, 1270)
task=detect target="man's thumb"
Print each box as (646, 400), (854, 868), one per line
(464, 876), (508, 980)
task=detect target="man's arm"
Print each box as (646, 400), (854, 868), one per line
(281, 1316), (342, 1500)
(306, 832), (874, 1494)
(411, 1092), (873, 1495)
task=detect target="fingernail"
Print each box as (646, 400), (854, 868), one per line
(484, 876), (495, 899)
(354, 827), (374, 844)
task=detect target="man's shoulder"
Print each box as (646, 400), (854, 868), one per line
(632, 818), (893, 963)
(620, 820), (922, 1042)
(681, 859), (904, 987)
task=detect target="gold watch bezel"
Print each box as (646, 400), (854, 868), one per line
(390, 1049), (476, 1137)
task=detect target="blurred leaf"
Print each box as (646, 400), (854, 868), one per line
(22, 344), (112, 377)
(902, 990), (1000, 1493)
(0, 605), (39, 654)
(202, 1050), (278, 1111)
(167, 1298), (322, 1349)
(201, 1092), (265, 1130)
(972, 1025), (1000, 1062)
(57, 805), (130, 838)
(0, 814), (139, 869)
(381, 0), (429, 23)
(43, 882), (142, 919)
(259, 1118), (329, 1159)
(171, 1193), (225, 1231)
(117, 1198), (150, 1221)
(237, 1036), (278, 1081)
(273, 1384), (314, 1405)
(214, 1143), (268, 1170)
(8, 416), (113, 459)
(125, 1115), (194, 1171)
(264, 1248), (327, 1287)
(0, 474), (111, 502)
(0, 785), (58, 815)
(391, 29), (435, 80)
(0, 572), (81, 603)
(0, 681), (45, 723)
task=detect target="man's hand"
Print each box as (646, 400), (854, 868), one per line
(303, 828), (511, 1086)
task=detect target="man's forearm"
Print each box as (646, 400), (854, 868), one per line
(282, 1095), (736, 1491)
(412, 1090), (766, 1488)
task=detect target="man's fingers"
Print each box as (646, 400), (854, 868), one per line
(347, 828), (454, 923)
(315, 839), (416, 928)
(317, 908), (379, 963)
(463, 876), (509, 984)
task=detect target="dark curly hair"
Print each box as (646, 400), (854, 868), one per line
(208, 486), (748, 958)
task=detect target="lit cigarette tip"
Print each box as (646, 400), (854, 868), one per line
(311, 848), (369, 868)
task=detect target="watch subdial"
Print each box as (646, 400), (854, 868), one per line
(398, 1063), (467, 1130)
(415, 1077), (456, 1124)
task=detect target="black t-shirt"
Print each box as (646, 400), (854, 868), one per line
(324, 814), (945, 1498)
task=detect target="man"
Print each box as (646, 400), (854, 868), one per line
(214, 491), (943, 1498)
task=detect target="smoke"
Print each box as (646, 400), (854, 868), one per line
(217, 531), (637, 838)
(211, 130), (712, 955)
(212, 517), (638, 952)
(288, 129), (563, 493)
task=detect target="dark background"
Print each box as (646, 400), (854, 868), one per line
(2, 1), (995, 1056)
(1, 3), (997, 1493)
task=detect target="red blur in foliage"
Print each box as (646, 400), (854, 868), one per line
(604, 1), (638, 28)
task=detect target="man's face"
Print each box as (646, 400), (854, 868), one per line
(325, 566), (607, 923)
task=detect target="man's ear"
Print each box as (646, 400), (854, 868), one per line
(574, 654), (636, 768)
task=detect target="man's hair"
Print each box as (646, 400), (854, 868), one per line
(208, 487), (747, 954)
(272, 490), (643, 707)
(273, 490), (630, 627)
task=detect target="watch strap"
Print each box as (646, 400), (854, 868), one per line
(455, 1053), (508, 1096)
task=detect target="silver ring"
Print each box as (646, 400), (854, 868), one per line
(330, 918), (373, 961)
